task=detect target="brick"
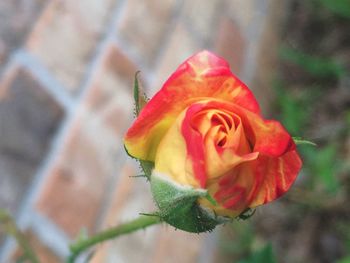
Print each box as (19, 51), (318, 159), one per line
(151, 228), (207, 263)
(214, 17), (246, 75)
(151, 22), (200, 96)
(225, 0), (260, 34)
(117, 0), (177, 67)
(35, 114), (123, 237)
(35, 46), (137, 237)
(0, 67), (64, 215)
(182, 0), (221, 43)
(10, 230), (61, 263)
(85, 45), (137, 135)
(0, 1), (46, 70)
(26, 0), (117, 92)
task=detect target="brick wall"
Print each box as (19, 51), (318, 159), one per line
(0, 0), (286, 262)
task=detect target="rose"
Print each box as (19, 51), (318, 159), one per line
(124, 51), (302, 231)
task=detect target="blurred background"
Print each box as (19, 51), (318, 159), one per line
(0, 0), (349, 262)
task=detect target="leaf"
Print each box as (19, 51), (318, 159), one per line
(238, 243), (277, 263)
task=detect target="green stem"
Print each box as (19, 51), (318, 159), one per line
(0, 209), (40, 263)
(66, 214), (161, 263)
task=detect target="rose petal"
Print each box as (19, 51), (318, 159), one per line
(210, 148), (302, 216)
(154, 110), (201, 188)
(124, 50), (260, 161)
(247, 150), (302, 207)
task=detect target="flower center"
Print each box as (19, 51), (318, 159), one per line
(191, 108), (242, 149)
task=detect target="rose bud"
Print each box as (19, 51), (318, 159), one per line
(124, 51), (302, 233)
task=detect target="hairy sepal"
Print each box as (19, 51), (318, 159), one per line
(150, 172), (230, 233)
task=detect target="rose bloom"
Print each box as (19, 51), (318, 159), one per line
(124, 51), (302, 218)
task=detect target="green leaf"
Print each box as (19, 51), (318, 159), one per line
(238, 243), (277, 263)
(151, 173), (230, 233)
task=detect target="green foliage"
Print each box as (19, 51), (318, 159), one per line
(317, 0), (350, 18)
(220, 221), (254, 256)
(273, 81), (311, 136)
(280, 48), (346, 79)
(337, 256), (350, 263)
(238, 243), (277, 263)
(302, 144), (340, 193)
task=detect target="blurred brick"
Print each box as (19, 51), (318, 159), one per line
(35, 113), (122, 237)
(0, 67), (64, 214)
(117, 0), (176, 67)
(0, 1), (46, 69)
(26, 0), (117, 92)
(151, 228), (207, 263)
(225, 0), (260, 32)
(215, 17), (246, 75)
(10, 230), (61, 263)
(35, 46), (137, 237)
(182, 0), (221, 43)
(151, 23), (199, 95)
(85, 45), (137, 135)
(91, 162), (158, 263)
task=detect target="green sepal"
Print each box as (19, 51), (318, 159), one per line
(123, 144), (154, 180)
(139, 160), (154, 179)
(293, 137), (317, 146)
(150, 173), (231, 233)
(237, 208), (256, 220)
(133, 71), (148, 117)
